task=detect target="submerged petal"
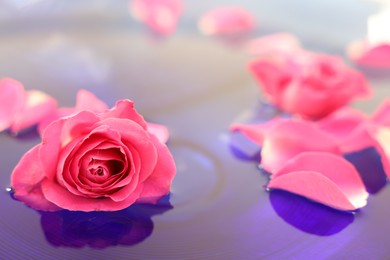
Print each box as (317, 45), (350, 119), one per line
(268, 152), (369, 211)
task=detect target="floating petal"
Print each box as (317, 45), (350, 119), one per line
(268, 152), (369, 211)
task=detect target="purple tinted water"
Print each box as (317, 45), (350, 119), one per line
(0, 5), (390, 258)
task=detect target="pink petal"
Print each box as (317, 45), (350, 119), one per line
(102, 99), (148, 130)
(248, 60), (288, 106)
(11, 145), (61, 211)
(75, 89), (109, 113)
(10, 90), (58, 134)
(261, 119), (341, 173)
(0, 78), (26, 132)
(245, 33), (301, 56)
(372, 98), (390, 126)
(373, 127), (390, 178)
(229, 117), (286, 146)
(317, 107), (368, 139)
(41, 177), (144, 211)
(347, 40), (390, 68)
(137, 134), (176, 203)
(198, 6), (255, 36)
(147, 122), (169, 143)
(37, 89), (107, 135)
(130, 0), (183, 36)
(268, 152), (369, 211)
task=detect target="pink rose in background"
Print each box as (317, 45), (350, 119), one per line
(11, 99), (176, 211)
(130, 0), (183, 36)
(249, 50), (372, 119)
(0, 78), (57, 134)
(198, 6), (255, 36)
(245, 33), (301, 57)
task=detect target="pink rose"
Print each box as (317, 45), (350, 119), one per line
(249, 50), (371, 119)
(130, 0), (183, 36)
(198, 6), (255, 36)
(11, 100), (176, 212)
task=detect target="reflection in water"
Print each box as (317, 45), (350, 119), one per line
(270, 190), (354, 236)
(39, 195), (173, 249)
(344, 147), (388, 194)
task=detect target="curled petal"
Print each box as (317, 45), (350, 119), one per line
(10, 90), (57, 134)
(0, 78), (26, 132)
(147, 122), (169, 143)
(198, 6), (255, 36)
(103, 100), (147, 130)
(268, 152), (369, 211)
(137, 135), (176, 203)
(75, 89), (109, 113)
(347, 40), (390, 68)
(11, 145), (61, 211)
(372, 98), (390, 126)
(261, 119), (340, 173)
(245, 33), (301, 56)
(229, 117), (286, 146)
(130, 0), (183, 36)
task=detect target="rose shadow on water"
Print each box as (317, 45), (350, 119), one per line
(269, 190), (355, 236)
(39, 195), (173, 249)
(344, 146), (388, 194)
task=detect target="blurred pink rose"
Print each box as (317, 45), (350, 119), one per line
(0, 78), (57, 134)
(130, 0), (183, 36)
(11, 100), (176, 211)
(198, 6), (255, 36)
(249, 51), (371, 119)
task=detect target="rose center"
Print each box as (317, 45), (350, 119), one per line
(89, 166), (105, 177)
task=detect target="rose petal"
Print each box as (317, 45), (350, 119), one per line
(261, 119), (341, 173)
(130, 0), (182, 36)
(347, 40), (390, 68)
(268, 152), (369, 211)
(245, 33), (301, 56)
(137, 134), (176, 203)
(373, 127), (390, 178)
(41, 178), (144, 211)
(317, 107), (368, 139)
(11, 145), (61, 211)
(198, 6), (255, 36)
(372, 99), (390, 126)
(10, 90), (57, 134)
(102, 100), (147, 130)
(0, 78), (26, 132)
(229, 117), (286, 146)
(75, 89), (109, 113)
(248, 60), (289, 107)
(147, 122), (169, 143)
(40, 111), (100, 180)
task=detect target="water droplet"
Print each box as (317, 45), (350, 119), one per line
(5, 187), (14, 193)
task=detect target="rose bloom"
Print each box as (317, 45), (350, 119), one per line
(11, 100), (176, 211)
(249, 50), (371, 119)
